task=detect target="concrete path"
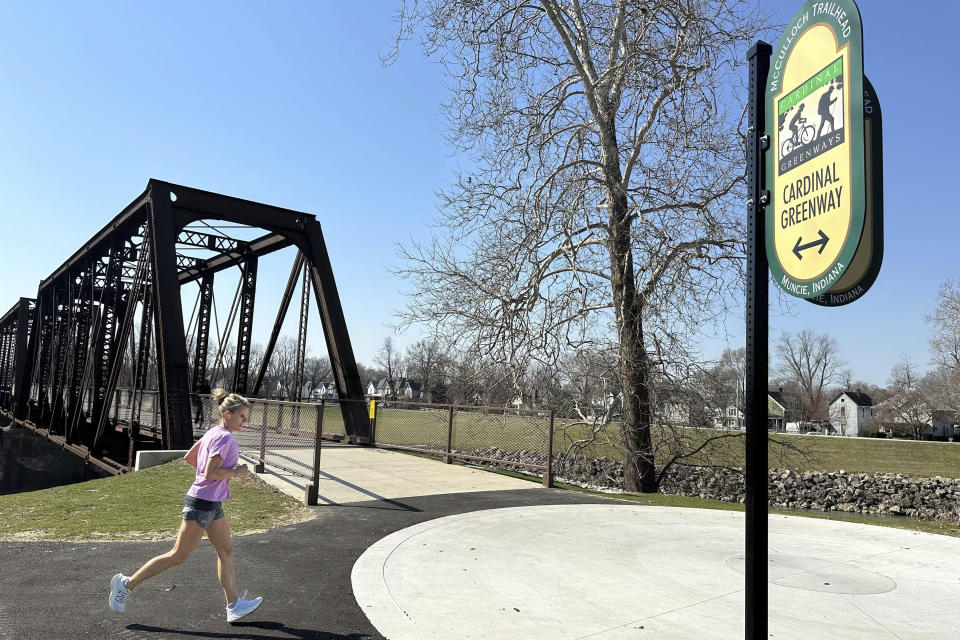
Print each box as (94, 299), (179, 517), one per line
(352, 503), (960, 640)
(3, 445), (960, 639)
(244, 443), (539, 504)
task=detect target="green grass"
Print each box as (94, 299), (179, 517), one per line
(774, 434), (960, 477)
(5, 430), (960, 542)
(0, 460), (309, 541)
(205, 398), (960, 479)
(310, 403), (960, 478)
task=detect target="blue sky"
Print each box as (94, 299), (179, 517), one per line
(0, 1), (953, 386)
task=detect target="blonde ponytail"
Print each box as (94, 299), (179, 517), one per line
(212, 388), (250, 416)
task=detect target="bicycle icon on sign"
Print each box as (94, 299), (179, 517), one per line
(780, 117), (816, 157)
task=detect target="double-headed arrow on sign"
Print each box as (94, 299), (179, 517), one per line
(793, 230), (829, 260)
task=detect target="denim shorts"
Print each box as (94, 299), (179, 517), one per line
(182, 495), (225, 530)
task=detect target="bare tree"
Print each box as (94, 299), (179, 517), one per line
(929, 279), (960, 371)
(776, 330), (844, 422)
(445, 357), (483, 406)
(209, 340), (236, 391)
(925, 279), (960, 414)
(555, 347), (619, 421)
(267, 336), (299, 399)
(701, 347), (745, 427)
(356, 363), (384, 394)
(405, 338), (449, 402)
(246, 342), (264, 392)
(446, 352), (518, 407)
(376, 337), (405, 399)
(875, 358), (930, 440)
(390, 0), (763, 492)
(303, 356), (332, 397)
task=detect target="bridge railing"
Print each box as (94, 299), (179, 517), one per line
(192, 394), (345, 505)
(5, 389), (556, 500)
(369, 400), (554, 487)
(188, 395), (555, 504)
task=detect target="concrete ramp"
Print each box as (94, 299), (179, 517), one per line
(246, 444), (538, 505)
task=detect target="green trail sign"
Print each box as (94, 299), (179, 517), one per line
(809, 77), (883, 307)
(765, 0), (866, 299)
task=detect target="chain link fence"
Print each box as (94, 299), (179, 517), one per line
(7, 386), (557, 494)
(194, 395), (318, 485)
(99, 394), (559, 504)
(371, 401), (555, 486)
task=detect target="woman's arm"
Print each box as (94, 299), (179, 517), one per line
(184, 438), (202, 468)
(202, 454), (250, 481)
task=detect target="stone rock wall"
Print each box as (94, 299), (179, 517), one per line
(455, 447), (960, 522)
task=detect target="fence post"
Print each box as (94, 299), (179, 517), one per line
(256, 401), (266, 473)
(444, 406), (454, 464)
(305, 400), (323, 506)
(543, 409), (554, 488)
(369, 400), (377, 446)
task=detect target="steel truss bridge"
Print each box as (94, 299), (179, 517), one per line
(0, 179), (370, 474)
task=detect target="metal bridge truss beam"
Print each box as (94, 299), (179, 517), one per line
(88, 240), (126, 448)
(4, 178), (370, 472)
(130, 286), (154, 433)
(233, 256), (257, 395)
(177, 230), (245, 253)
(190, 273), (214, 392)
(46, 292), (72, 432)
(65, 268), (94, 442)
(15, 299), (37, 420)
(0, 318), (12, 407)
(293, 261), (310, 402)
(31, 294), (55, 421)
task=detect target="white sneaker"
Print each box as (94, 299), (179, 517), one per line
(226, 592), (262, 623)
(108, 573), (133, 613)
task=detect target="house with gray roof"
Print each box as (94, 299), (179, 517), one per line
(828, 390), (875, 437)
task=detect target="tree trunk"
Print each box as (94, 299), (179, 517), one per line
(607, 196), (657, 493)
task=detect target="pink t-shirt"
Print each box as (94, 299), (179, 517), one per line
(186, 425), (240, 502)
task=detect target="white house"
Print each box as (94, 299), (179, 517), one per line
(926, 409), (958, 439)
(767, 390), (787, 431)
(311, 382), (338, 401)
(828, 390), (875, 437)
(873, 395), (959, 439)
(398, 379), (422, 401)
(365, 379), (390, 399)
(711, 391), (788, 431)
(715, 405), (744, 430)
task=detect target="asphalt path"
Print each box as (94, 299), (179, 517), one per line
(0, 488), (616, 640)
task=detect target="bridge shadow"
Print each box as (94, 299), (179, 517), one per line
(313, 469), (422, 512)
(240, 452), (421, 513)
(128, 621), (372, 640)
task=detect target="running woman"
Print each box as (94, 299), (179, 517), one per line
(108, 389), (262, 623)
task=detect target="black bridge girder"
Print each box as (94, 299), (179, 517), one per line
(233, 256), (257, 395)
(177, 230), (246, 253)
(191, 273), (214, 392)
(4, 179), (370, 469)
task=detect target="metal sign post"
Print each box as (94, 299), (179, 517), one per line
(745, 2), (874, 636)
(745, 40), (772, 640)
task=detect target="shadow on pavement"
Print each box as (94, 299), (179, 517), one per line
(128, 622), (372, 640)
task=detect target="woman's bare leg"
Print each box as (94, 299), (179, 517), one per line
(205, 516), (239, 604)
(126, 519), (205, 589)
